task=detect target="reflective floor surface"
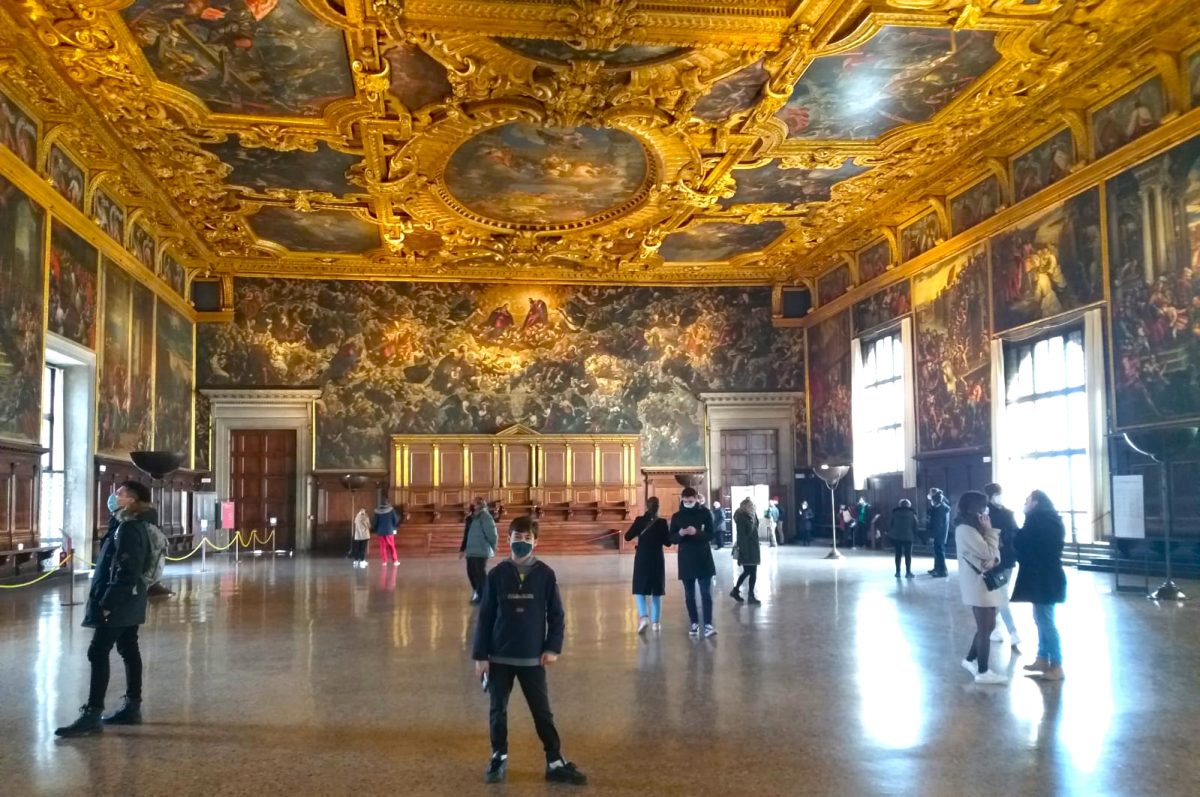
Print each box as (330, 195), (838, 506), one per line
(1, 548), (1198, 796)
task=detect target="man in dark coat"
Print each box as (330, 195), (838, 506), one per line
(889, 499), (918, 578)
(797, 501), (814, 545)
(926, 488), (951, 577)
(669, 487), (716, 637)
(56, 481), (154, 737)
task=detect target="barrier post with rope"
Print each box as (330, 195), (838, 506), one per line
(61, 534), (81, 607)
(0, 553), (73, 590)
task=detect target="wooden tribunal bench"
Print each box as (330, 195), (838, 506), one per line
(0, 545), (58, 576)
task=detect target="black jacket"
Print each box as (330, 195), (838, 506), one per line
(625, 514), (671, 596)
(669, 505), (715, 581)
(84, 506), (155, 629)
(928, 500), (951, 542)
(988, 503), (1019, 569)
(1011, 509), (1067, 604)
(472, 559), (565, 662)
(888, 506), (917, 542)
(733, 510), (761, 565)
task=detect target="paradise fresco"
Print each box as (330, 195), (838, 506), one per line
(776, 27), (999, 140)
(659, 221), (787, 262)
(817, 264), (851, 305)
(155, 299), (194, 458)
(0, 89), (37, 168)
(384, 44), (452, 111)
(950, 175), (1002, 235)
(250, 207), (379, 253)
(121, 0), (354, 117)
(1093, 77), (1165, 159)
(160, 253), (188, 297)
(858, 239), (892, 283)
(853, 281), (911, 336)
(0, 175), (45, 442)
(1013, 129), (1075, 203)
(98, 259), (154, 455)
(48, 222), (99, 348)
(198, 281), (807, 469)
(206, 139), (359, 195)
(130, 222), (156, 271)
(807, 311), (852, 465)
(93, 191), (125, 243)
(496, 38), (687, 68)
(721, 159), (867, 207)
(443, 123), (648, 227)
(194, 392), (211, 471)
(900, 211), (942, 261)
(914, 246), (991, 452)
(693, 60), (768, 122)
(1106, 136), (1200, 428)
(991, 187), (1102, 332)
(47, 144), (84, 210)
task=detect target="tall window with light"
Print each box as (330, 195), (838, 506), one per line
(857, 332), (906, 479)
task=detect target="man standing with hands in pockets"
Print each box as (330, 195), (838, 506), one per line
(670, 487), (717, 638)
(473, 516), (587, 786)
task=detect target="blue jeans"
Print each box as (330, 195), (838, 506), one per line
(682, 578), (713, 626)
(634, 594), (662, 622)
(1033, 603), (1062, 664)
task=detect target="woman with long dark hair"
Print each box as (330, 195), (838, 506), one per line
(1011, 490), (1067, 681)
(625, 496), (671, 634)
(955, 490), (1007, 685)
(730, 497), (762, 604)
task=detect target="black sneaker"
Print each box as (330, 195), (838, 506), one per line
(545, 760), (587, 785)
(485, 754), (508, 783)
(101, 695), (142, 725)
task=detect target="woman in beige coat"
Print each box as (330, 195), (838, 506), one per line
(955, 491), (1006, 684)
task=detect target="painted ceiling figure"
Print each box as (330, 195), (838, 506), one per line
(484, 303), (514, 338)
(522, 297), (549, 330)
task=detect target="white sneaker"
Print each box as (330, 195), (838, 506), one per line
(704, 624), (717, 638)
(1009, 633), (1021, 649)
(392, 561), (401, 567)
(689, 623), (700, 637)
(961, 658), (978, 676)
(990, 629), (1004, 643)
(637, 617), (649, 634)
(652, 622), (661, 633)
(974, 670), (1009, 685)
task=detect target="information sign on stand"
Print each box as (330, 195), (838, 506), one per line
(220, 501), (236, 531)
(1112, 475), (1147, 593)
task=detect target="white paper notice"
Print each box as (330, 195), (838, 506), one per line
(1112, 475), (1145, 539)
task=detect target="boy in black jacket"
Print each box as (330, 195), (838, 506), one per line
(472, 516), (587, 786)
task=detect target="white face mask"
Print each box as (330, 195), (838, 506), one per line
(682, 500), (696, 509)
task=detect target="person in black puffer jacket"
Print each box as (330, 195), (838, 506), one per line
(1011, 490), (1067, 681)
(56, 480), (154, 737)
(669, 487), (717, 637)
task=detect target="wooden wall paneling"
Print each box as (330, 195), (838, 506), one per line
(599, 447), (620, 484)
(0, 464), (11, 550)
(544, 445), (567, 486)
(469, 446), (493, 487)
(915, 452), (992, 533)
(505, 445), (532, 487)
(311, 471), (387, 552)
(410, 448), (433, 487)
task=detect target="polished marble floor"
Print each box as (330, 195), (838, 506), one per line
(1, 547), (1197, 796)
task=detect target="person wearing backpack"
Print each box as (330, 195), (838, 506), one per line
(56, 480), (157, 737)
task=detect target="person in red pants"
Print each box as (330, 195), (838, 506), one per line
(372, 498), (400, 565)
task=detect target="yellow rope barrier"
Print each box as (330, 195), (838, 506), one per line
(165, 540), (207, 562)
(253, 529), (275, 547)
(0, 554), (72, 589)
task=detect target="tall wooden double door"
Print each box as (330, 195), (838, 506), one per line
(229, 429), (296, 549)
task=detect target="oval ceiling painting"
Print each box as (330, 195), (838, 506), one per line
(443, 123), (649, 227)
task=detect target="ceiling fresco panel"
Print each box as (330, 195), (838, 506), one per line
(776, 27), (1000, 140)
(250, 206), (380, 253)
(659, 221), (788, 262)
(121, 0), (354, 117)
(384, 44), (453, 111)
(721, 159), (868, 208)
(693, 59), (768, 122)
(496, 38), (689, 68)
(205, 138), (360, 195)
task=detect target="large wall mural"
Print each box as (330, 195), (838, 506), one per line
(98, 259), (154, 456)
(154, 299), (193, 458)
(0, 175), (45, 442)
(991, 187), (1102, 333)
(48, 221), (98, 349)
(122, 0), (354, 117)
(197, 280), (806, 469)
(914, 246), (991, 453)
(1106, 136), (1200, 429)
(807, 311), (851, 465)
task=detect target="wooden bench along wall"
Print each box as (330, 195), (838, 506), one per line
(94, 458), (198, 556)
(0, 441), (49, 576)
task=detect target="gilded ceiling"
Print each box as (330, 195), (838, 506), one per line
(1, 0), (1197, 286)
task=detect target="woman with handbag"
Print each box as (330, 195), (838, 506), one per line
(955, 490), (1008, 685)
(1011, 490), (1067, 681)
(625, 497), (672, 634)
(729, 498), (762, 604)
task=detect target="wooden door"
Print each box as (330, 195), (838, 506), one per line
(720, 430), (778, 487)
(230, 430), (297, 549)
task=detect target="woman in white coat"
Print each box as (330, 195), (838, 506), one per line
(955, 490), (1006, 684)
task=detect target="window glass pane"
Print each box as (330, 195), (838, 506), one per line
(1065, 335), (1086, 390)
(1067, 391), (1088, 451)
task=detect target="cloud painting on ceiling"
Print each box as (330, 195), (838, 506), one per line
(496, 38), (688, 67)
(250, 206), (379, 253)
(384, 44), (453, 111)
(206, 138), (359, 195)
(776, 27), (999, 139)
(721, 159), (867, 207)
(693, 60), (768, 121)
(122, 0), (354, 117)
(443, 123), (648, 226)
(658, 221), (787, 262)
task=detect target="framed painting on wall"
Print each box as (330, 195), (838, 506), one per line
(807, 311), (852, 465)
(857, 239), (892, 283)
(949, 175), (1002, 236)
(47, 144), (85, 210)
(1092, 76), (1165, 159)
(48, 221), (99, 349)
(1012, 129), (1075, 203)
(93, 191), (126, 244)
(0, 175), (46, 442)
(853, 281), (912, 337)
(900, 211), (941, 262)
(0, 88), (38, 168)
(817, 264), (851, 306)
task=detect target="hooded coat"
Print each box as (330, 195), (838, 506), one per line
(1011, 508), (1067, 604)
(733, 509), (761, 566)
(372, 503), (399, 536)
(84, 505), (155, 629)
(625, 513), (671, 596)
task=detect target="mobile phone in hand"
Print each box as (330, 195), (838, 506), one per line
(480, 671), (489, 692)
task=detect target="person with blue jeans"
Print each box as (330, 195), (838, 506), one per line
(927, 488), (951, 577)
(670, 487), (717, 638)
(625, 497), (671, 634)
(1011, 490), (1067, 681)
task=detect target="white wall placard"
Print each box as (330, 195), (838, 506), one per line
(1112, 474), (1145, 539)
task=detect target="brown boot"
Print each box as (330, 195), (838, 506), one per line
(1023, 657), (1049, 672)
(1037, 666), (1065, 681)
